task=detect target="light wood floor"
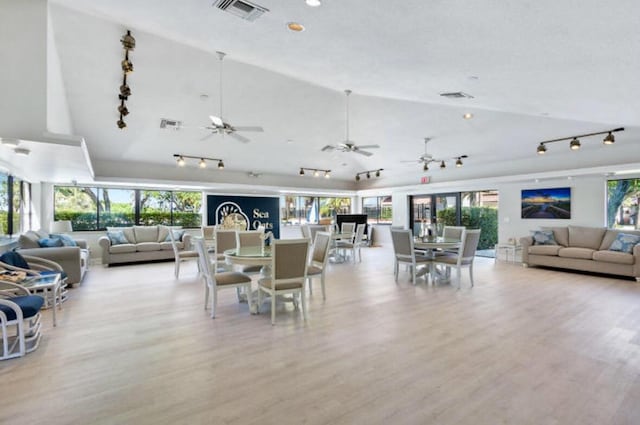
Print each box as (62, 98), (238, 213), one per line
(2, 246), (640, 425)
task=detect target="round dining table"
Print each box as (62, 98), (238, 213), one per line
(223, 247), (272, 314)
(413, 237), (462, 283)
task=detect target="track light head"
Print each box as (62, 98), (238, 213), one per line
(217, 160), (224, 170)
(118, 104), (129, 116)
(324, 171), (330, 179)
(120, 83), (131, 97)
(366, 172), (371, 179)
(313, 169), (319, 177)
(423, 162), (429, 172)
(177, 156), (185, 166)
(569, 138), (581, 150)
(375, 170), (381, 178)
(356, 174), (360, 181)
(603, 132), (615, 145)
(455, 157), (463, 167)
(440, 160), (446, 169)
(117, 118), (127, 129)
(299, 168), (305, 176)
(121, 58), (133, 74)
(121, 31), (136, 50)
(537, 143), (547, 155)
(199, 158), (207, 168)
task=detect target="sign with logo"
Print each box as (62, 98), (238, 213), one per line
(206, 195), (280, 239)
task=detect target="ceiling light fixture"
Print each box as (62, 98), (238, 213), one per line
(423, 163), (429, 172)
(287, 22), (305, 32)
(306, 0), (321, 6)
(118, 102), (129, 116)
(535, 127), (624, 155)
(172, 154), (225, 170)
(355, 169), (383, 182)
(117, 30), (135, 129)
(463, 113), (474, 119)
(440, 160), (446, 169)
(455, 157), (463, 167)
(117, 118), (127, 129)
(406, 138), (468, 171)
(14, 147), (30, 156)
(299, 167), (331, 178)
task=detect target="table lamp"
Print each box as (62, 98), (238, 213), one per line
(51, 220), (73, 234)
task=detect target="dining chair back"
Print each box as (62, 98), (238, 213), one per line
(258, 238), (310, 325)
(168, 229), (199, 278)
(432, 229), (481, 288)
(341, 222), (356, 234)
(309, 225), (330, 243)
(306, 231), (332, 299)
(194, 238), (252, 318)
(201, 225), (216, 240)
(390, 229), (431, 284)
(300, 224), (312, 239)
(443, 226), (465, 241)
(236, 230), (264, 249)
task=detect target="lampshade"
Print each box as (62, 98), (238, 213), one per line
(51, 220), (73, 233)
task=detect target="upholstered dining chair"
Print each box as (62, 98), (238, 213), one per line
(339, 223), (367, 263)
(168, 229), (199, 278)
(432, 229), (481, 288)
(439, 225), (466, 255)
(214, 229), (237, 265)
(258, 238), (310, 325)
(235, 230), (265, 274)
(390, 229), (431, 284)
(306, 231), (332, 300)
(194, 239), (252, 319)
(300, 224), (312, 240)
(0, 280), (45, 360)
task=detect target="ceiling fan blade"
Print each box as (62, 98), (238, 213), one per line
(233, 126), (264, 132)
(354, 150), (374, 157)
(355, 144), (380, 149)
(228, 132), (251, 144)
(200, 132), (216, 141)
(321, 145), (336, 152)
(209, 115), (223, 127)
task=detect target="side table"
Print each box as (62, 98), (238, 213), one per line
(494, 243), (522, 263)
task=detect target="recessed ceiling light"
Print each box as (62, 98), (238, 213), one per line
(306, 0), (321, 6)
(463, 113), (474, 120)
(200, 94), (209, 100)
(287, 22), (305, 32)
(286, 139), (294, 144)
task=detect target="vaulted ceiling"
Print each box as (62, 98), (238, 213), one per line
(3, 0), (640, 191)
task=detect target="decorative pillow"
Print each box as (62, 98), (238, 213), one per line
(38, 237), (64, 248)
(50, 233), (78, 247)
(165, 229), (185, 242)
(107, 230), (129, 245)
(531, 230), (557, 245)
(608, 233), (640, 254)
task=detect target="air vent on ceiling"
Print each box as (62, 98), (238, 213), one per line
(213, 0), (269, 21)
(439, 92), (474, 99)
(160, 118), (182, 130)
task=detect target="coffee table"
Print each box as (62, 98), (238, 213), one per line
(21, 274), (62, 326)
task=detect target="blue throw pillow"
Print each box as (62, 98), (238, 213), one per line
(165, 229), (185, 242)
(608, 233), (640, 254)
(107, 230), (129, 245)
(50, 233), (77, 247)
(531, 230), (557, 245)
(38, 237), (64, 248)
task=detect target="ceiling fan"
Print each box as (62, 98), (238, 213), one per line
(321, 89), (380, 157)
(200, 51), (264, 144)
(401, 138), (468, 170)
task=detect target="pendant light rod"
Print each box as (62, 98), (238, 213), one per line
(216, 51), (226, 121)
(345, 89), (351, 141)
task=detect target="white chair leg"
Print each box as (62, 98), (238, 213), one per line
(469, 263), (474, 287)
(456, 267), (462, 289)
(308, 277), (313, 295)
(321, 273), (326, 300)
(271, 291), (276, 325)
(245, 283), (252, 306)
(174, 259), (180, 278)
(211, 288), (217, 318)
(301, 290), (307, 322)
(204, 284), (210, 310)
(257, 289), (263, 314)
(412, 264), (417, 285)
(394, 260), (399, 282)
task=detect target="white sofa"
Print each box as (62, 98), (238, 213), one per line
(98, 225), (192, 266)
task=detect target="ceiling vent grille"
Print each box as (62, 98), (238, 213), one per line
(213, 0), (269, 21)
(439, 92), (474, 99)
(160, 119), (182, 130)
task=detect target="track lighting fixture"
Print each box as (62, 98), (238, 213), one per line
(535, 127), (624, 155)
(455, 157), (463, 167)
(117, 118), (127, 129)
(120, 30), (136, 50)
(299, 167), (330, 178)
(423, 163), (429, 172)
(410, 137), (468, 171)
(120, 81), (131, 98)
(121, 52), (133, 74)
(173, 154), (225, 170)
(440, 161), (446, 169)
(117, 31), (134, 129)
(355, 169), (383, 182)
(118, 102), (129, 116)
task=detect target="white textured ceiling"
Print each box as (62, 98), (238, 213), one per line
(39, 0), (640, 189)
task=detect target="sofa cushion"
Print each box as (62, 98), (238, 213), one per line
(136, 242), (162, 252)
(160, 241), (181, 251)
(50, 233), (77, 246)
(107, 227), (135, 244)
(134, 226), (159, 243)
(165, 229), (185, 242)
(109, 244), (137, 254)
(608, 233), (640, 254)
(541, 226), (569, 247)
(35, 229), (49, 239)
(38, 237), (64, 248)
(528, 245), (561, 256)
(568, 225), (606, 250)
(531, 230), (557, 245)
(18, 232), (40, 249)
(107, 230), (129, 245)
(593, 250), (635, 265)
(157, 226), (170, 243)
(599, 230), (640, 251)
(558, 247), (596, 260)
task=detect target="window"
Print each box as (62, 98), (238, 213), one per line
(362, 196), (392, 224)
(54, 186), (202, 230)
(12, 177), (22, 235)
(319, 197), (351, 224)
(607, 178), (640, 228)
(0, 173), (8, 236)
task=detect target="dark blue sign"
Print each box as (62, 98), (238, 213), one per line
(207, 195), (280, 239)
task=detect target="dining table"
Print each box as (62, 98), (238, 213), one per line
(329, 232), (354, 263)
(413, 237), (462, 284)
(223, 246), (272, 314)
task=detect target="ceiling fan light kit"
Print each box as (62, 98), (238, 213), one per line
(174, 154), (224, 170)
(535, 127), (624, 155)
(117, 30), (135, 130)
(403, 137), (468, 171)
(321, 90), (380, 157)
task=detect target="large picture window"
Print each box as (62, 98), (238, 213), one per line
(280, 196), (352, 225)
(54, 186), (202, 230)
(607, 178), (640, 229)
(362, 196), (392, 224)
(0, 173), (31, 237)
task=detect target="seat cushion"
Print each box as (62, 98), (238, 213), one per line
(0, 251), (30, 269)
(307, 265), (323, 276)
(258, 278), (304, 290)
(136, 242), (162, 252)
(593, 250), (635, 265)
(558, 247), (596, 260)
(160, 241), (176, 251)
(528, 245), (562, 256)
(215, 272), (252, 285)
(18, 231), (40, 249)
(109, 244), (137, 254)
(241, 265), (263, 273)
(0, 295), (44, 321)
